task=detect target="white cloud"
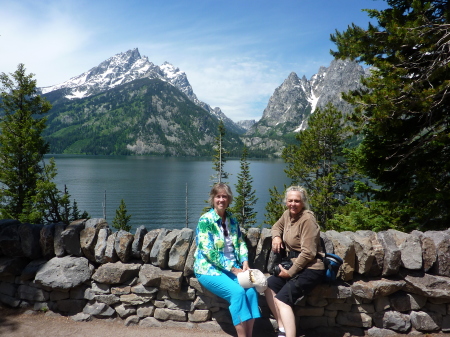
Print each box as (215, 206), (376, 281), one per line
(0, 1), (92, 86)
(0, 0), (361, 122)
(180, 57), (282, 121)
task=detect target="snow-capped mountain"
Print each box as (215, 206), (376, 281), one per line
(40, 49), (161, 98)
(243, 59), (371, 155)
(40, 48), (244, 134)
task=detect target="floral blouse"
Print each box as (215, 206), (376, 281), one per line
(194, 208), (249, 276)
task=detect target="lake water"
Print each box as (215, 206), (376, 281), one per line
(49, 155), (290, 232)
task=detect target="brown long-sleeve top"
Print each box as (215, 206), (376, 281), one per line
(272, 209), (324, 277)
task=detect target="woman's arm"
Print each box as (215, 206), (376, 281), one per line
(271, 211), (286, 253)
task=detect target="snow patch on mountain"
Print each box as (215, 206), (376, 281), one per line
(247, 58), (370, 138)
(39, 48), (245, 133)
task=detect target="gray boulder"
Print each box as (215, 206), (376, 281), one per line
(183, 241), (196, 277)
(325, 230), (355, 281)
(373, 311), (411, 332)
(80, 227), (98, 262)
(94, 228), (112, 264)
(159, 269), (183, 292)
(245, 227), (260, 268)
(104, 232), (118, 263)
(253, 228), (272, 272)
(168, 228), (193, 271)
(355, 230), (385, 277)
(150, 228), (171, 266)
(132, 225), (148, 259)
(423, 231), (450, 277)
(388, 229), (422, 270)
(0, 223), (24, 257)
(377, 231), (401, 277)
(61, 220), (86, 256)
(139, 264), (162, 287)
(19, 223), (44, 260)
(53, 222), (68, 257)
(40, 223), (56, 259)
(85, 218), (108, 229)
(92, 261), (141, 284)
(20, 259), (47, 281)
(140, 229), (160, 263)
(345, 231), (374, 275)
(403, 271), (450, 299)
(351, 279), (405, 300)
(114, 230), (134, 263)
(80, 219), (108, 261)
(0, 256), (29, 276)
(35, 256), (93, 291)
(17, 284), (49, 302)
(389, 291), (426, 312)
(410, 311), (441, 331)
(157, 229), (179, 269)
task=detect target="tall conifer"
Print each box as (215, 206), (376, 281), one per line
(211, 120), (229, 184)
(263, 185), (286, 227)
(230, 146), (258, 228)
(113, 199), (132, 232)
(331, 0), (450, 228)
(282, 103), (355, 227)
(0, 64), (51, 220)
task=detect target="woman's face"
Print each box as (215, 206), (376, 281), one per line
(286, 191), (303, 216)
(214, 189), (230, 214)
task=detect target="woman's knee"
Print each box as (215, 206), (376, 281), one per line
(232, 286), (246, 298)
(245, 287), (259, 301)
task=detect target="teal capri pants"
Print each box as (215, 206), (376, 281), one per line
(196, 270), (261, 326)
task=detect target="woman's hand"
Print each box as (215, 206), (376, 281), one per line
(242, 261), (250, 272)
(277, 264), (290, 278)
(271, 236), (284, 253)
(231, 267), (243, 276)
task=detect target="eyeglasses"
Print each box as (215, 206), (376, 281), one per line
(221, 222), (228, 237)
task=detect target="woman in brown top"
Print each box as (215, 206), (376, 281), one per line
(264, 186), (325, 337)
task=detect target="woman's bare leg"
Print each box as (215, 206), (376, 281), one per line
(264, 288), (283, 330)
(235, 322), (246, 337)
(244, 318), (255, 336)
(274, 298), (296, 337)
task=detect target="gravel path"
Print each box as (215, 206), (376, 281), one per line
(2, 307), (450, 337)
(0, 308), (231, 337)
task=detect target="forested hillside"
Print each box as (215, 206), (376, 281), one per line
(44, 78), (243, 156)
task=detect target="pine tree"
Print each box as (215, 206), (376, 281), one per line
(263, 185), (286, 227)
(230, 146), (258, 228)
(211, 120), (229, 184)
(282, 103), (355, 227)
(113, 199), (132, 232)
(71, 200), (81, 221)
(0, 64), (51, 220)
(23, 158), (89, 224)
(331, 0), (450, 228)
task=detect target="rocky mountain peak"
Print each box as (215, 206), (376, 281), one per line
(244, 58), (370, 153)
(39, 48), (245, 135)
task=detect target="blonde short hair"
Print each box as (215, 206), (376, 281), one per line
(208, 183), (233, 208)
(284, 186), (310, 210)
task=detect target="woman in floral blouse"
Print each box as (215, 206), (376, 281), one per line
(194, 183), (260, 337)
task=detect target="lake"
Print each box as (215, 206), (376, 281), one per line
(49, 155), (290, 232)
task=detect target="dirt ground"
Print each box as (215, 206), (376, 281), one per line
(0, 308), (232, 337)
(2, 307), (450, 337)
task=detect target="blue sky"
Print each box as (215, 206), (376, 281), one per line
(0, 0), (388, 122)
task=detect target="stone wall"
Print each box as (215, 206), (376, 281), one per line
(1, 218), (450, 336)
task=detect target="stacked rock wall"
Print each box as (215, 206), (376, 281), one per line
(1, 218), (450, 336)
